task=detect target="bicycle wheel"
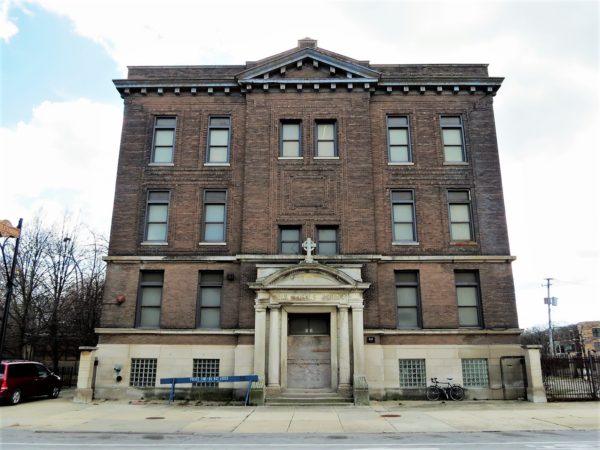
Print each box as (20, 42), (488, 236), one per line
(426, 386), (441, 401)
(450, 386), (465, 401)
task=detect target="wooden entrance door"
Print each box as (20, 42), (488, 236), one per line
(287, 314), (331, 389)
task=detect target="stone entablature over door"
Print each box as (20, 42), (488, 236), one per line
(249, 262), (370, 394)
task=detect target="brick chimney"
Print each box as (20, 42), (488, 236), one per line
(298, 37), (317, 49)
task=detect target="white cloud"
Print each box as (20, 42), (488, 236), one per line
(0, 99), (122, 233)
(0, 0), (19, 42)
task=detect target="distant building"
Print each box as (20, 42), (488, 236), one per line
(554, 321), (600, 355)
(87, 39), (530, 402)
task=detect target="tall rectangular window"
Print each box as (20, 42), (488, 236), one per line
(202, 190), (227, 242)
(315, 121), (337, 157)
(197, 271), (223, 328)
(193, 359), (220, 387)
(441, 116), (466, 162)
(398, 359), (426, 388)
(129, 358), (157, 387)
(151, 117), (176, 164)
(391, 190), (416, 242)
(396, 271), (421, 328)
(455, 271), (482, 327)
(317, 226), (338, 255)
(280, 121), (302, 157)
(207, 117), (231, 163)
(448, 190), (473, 241)
(592, 328), (600, 338)
(136, 271), (163, 328)
(144, 191), (170, 242)
(387, 116), (411, 163)
(462, 359), (489, 387)
(280, 226), (301, 255)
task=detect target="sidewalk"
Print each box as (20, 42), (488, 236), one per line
(1, 390), (598, 434)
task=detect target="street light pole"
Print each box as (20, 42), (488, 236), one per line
(0, 218), (23, 362)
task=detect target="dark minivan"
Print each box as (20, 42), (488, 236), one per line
(0, 360), (61, 405)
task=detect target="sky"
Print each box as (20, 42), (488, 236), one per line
(1, 0), (598, 328)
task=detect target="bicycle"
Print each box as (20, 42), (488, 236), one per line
(426, 377), (465, 401)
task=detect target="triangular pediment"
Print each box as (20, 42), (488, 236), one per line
(272, 270), (344, 287)
(250, 263), (371, 291)
(237, 47), (381, 84)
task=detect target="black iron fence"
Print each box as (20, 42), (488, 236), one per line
(541, 353), (600, 401)
(55, 365), (78, 387)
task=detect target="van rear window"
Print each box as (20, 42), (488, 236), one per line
(7, 364), (36, 377)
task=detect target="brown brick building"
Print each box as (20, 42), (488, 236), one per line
(92, 39), (527, 401)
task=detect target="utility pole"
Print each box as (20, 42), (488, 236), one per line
(543, 278), (557, 356)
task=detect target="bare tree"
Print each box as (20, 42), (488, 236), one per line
(1, 217), (50, 359)
(0, 215), (106, 369)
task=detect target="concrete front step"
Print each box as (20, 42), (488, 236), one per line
(266, 390), (353, 405)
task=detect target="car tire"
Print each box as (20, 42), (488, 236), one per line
(49, 386), (60, 399)
(10, 389), (22, 405)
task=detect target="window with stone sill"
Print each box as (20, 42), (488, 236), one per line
(441, 116), (466, 163)
(455, 271), (483, 328)
(202, 190), (227, 243)
(315, 121), (337, 157)
(280, 226), (302, 255)
(206, 117), (231, 164)
(396, 271), (422, 329)
(280, 121), (302, 158)
(448, 190), (474, 242)
(135, 271), (163, 328)
(197, 271), (223, 328)
(144, 191), (170, 243)
(151, 117), (176, 164)
(391, 190), (417, 243)
(317, 226), (338, 255)
(387, 116), (412, 163)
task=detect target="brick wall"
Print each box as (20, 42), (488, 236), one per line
(103, 52), (518, 335)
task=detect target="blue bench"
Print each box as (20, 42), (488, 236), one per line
(160, 375), (259, 405)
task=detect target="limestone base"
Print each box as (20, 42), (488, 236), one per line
(73, 388), (94, 404)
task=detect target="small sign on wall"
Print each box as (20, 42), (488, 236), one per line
(366, 336), (376, 344)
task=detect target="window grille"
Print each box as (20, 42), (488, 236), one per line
(462, 358), (489, 387)
(193, 359), (220, 387)
(129, 358), (157, 387)
(398, 359), (426, 388)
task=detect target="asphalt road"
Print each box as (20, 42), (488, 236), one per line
(0, 430), (598, 449)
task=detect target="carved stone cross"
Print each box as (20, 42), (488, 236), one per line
(302, 237), (316, 263)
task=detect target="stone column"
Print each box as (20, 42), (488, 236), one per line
(253, 299), (268, 378)
(351, 305), (365, 377)
(74, 346), (97, 403)
(338, 306), (351, 389)
(522, 345), (547, 403)
(267, 305), (281, 391)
